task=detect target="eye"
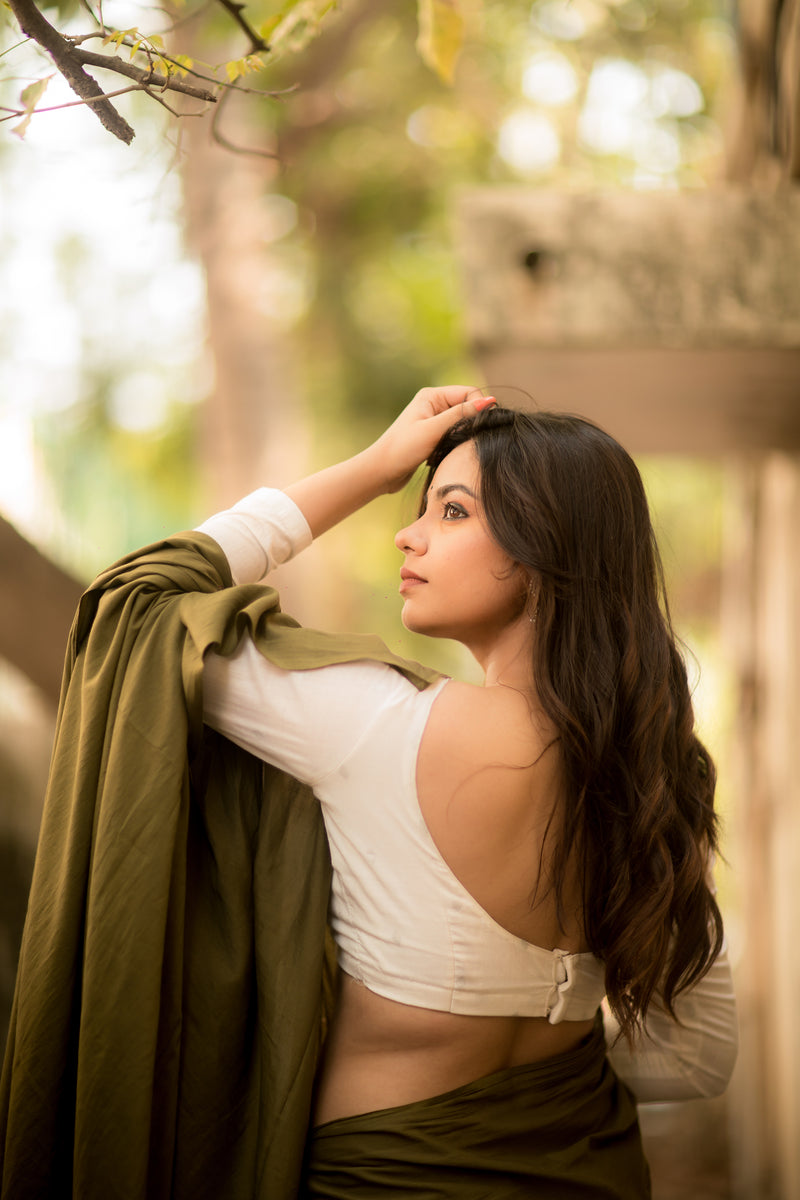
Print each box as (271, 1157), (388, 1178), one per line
(443, 501), (468, 520)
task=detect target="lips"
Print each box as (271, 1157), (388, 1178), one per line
(399, 567), (426, 593)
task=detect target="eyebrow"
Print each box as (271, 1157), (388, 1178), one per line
(429, 483), (477, 501)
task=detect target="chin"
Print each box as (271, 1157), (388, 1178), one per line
(400, 611), (425, 635)
(401, 609), (455, 641)
(400, 606), (429, 636)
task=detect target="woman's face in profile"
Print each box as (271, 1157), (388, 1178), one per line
(394, 439), (526, 646)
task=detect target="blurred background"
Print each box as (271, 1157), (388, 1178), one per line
(1, 0), (798, 1196)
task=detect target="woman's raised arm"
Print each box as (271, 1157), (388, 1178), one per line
(197, 386), (493, 584)
(285, 386), (493, 538)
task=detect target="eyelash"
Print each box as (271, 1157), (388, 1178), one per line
(443, 501), (467, 520)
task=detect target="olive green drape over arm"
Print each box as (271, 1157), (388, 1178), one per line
(0, 532), (436, 1200)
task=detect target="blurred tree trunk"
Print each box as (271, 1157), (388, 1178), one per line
(177, 1), (373, 501)
(180, 101), (309, 506)
(176, 5), (373, 625)
(726, 0), (800, 182)
(723, 461), (800, 1200)
(178, 43), (319, 618)
(724, 5), (800, 1200)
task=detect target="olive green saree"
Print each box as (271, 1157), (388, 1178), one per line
(305, 1014), (650, 1199)
(0, 532), (649, 1200)
(0, 533), (432, 1200)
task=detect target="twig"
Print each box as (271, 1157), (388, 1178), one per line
(67, 32), (287, 100)
(5, 0), (135, 142)
(210, 84), (277, 157)
(74, 47), (218, 102)
(144, 86), (207, 118)
(77, 0), (104, 34)
(0, 38), (31, 59)
(4, 0), (295, 143)
(0, 82), (142, 121)
(158, 0), (217, 37)
(213, 0), (270, 54)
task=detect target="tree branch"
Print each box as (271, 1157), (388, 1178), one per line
(74, 48), (218, 102)
(213, 0), (270, 54)
(6, 0), (136, 143)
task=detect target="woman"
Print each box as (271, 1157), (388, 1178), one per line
(197, 386), (738, 1197)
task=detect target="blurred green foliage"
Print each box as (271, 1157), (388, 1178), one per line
(1, 0), (736, 679)
(35, 396), (201, 579)
(236, 0), (734, 664)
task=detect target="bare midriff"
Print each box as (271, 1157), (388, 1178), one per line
(312, 971), (597, 1126)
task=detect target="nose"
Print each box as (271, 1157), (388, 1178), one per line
(394, 516), (425, 555)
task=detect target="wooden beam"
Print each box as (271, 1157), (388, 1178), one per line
(0, 516), (84, 707)
(479, 347), (800, 453)
(456, 188), (800, 452)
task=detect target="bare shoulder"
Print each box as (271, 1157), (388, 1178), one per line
(425, 678), (558, 773)
(417, 679), (565, 873)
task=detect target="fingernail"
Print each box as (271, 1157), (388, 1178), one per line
(474, 396), (496, 412)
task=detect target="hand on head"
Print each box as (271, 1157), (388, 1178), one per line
(284, 387), (495, 540)
(373, 387), (496, 493)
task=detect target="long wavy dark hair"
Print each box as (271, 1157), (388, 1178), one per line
(423, 405), (723, 1042)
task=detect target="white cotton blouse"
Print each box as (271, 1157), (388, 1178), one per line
(198, 488), (739, 1098)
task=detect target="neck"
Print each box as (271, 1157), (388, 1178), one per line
(466, 614), (536, 692)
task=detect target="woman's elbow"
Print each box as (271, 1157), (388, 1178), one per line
(686, 1024), (739, 1099)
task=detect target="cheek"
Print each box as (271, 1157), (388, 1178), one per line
(489, 574), (527, 618)
(457, 551), (524, 618)
(481, 554), (528, 619)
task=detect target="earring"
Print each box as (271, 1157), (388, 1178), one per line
(527, 582), (538, 625)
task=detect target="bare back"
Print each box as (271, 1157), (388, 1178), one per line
(313, 680), (595, 1126)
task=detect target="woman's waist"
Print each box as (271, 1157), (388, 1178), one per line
(313, 973), (599, 1125)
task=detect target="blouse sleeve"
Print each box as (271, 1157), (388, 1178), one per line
(196, 487), (313, 584)
(197, 487), (419, 787)
(604, 940), (738, 1102)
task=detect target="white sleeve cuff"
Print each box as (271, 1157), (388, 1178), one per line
(196, 487), (313, 584)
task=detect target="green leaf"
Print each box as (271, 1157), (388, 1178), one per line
(223, 54), (265, 81)
(257, 0), (336, 53)
(172, 53), (194, 76)
(19, 75), (51, 109)
(11, 113), (33, 138)
(259, 15), (283, 40)
(13, 73), (52, 138)
(416, 0), (464, 85)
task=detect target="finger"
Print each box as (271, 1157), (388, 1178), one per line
(422, 393), (497, 446)
(434, 390), (497, 423)
(415, 385), (476, 416)
(437, 387), (497, 416)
